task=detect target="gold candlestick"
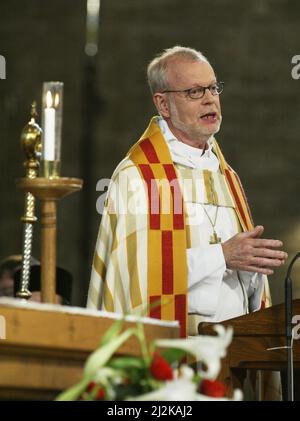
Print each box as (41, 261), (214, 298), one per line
(16, 177), (83, 303)
(17, 102), (42, 299)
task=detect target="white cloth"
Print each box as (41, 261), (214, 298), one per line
(158, 118), (264, 323)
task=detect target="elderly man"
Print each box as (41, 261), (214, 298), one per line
(87, 46), (287, 337)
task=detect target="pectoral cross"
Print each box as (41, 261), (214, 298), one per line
(209, 231), (221, 244)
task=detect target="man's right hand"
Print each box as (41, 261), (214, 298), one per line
(221, 225), (288, 275)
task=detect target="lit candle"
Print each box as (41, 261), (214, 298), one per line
(44, 91), (55, 161)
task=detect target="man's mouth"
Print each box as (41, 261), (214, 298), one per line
(200, 112), (218, 122)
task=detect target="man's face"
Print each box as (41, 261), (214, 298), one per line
(159, 59), (222, 145)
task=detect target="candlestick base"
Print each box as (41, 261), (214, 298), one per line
(16, 177), (83, 303)
(16, 177), (83, 201)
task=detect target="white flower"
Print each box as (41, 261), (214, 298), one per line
(195, 388), (243, 401)
(155, 325), (233, 380)
(128, 378), (199, 401)
(128, 377), (243, 401)
(174, 364), (194, 380)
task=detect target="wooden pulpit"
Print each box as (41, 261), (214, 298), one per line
(0, 298), (179, 400)
(199, 298), (300, 399)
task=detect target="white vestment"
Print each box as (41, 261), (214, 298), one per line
(158, 118), (264, 323)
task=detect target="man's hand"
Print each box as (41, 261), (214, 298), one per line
(221, 225), (288, 275)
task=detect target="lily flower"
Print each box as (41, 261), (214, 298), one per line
(155, 325), (233, 379)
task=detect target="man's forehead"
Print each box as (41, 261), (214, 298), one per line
(167, 58), (216, 86)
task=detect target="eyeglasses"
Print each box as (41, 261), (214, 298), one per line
(162, 81), (224, 99)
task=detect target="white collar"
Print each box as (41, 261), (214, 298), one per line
(157, 117), (219, 171)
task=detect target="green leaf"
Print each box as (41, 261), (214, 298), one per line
(100, 319), (124, 347)
(159, 348), (187, 364)
(57, 328), (137, 400)
(84, 327), (136, 378)
(108, 356), (144, 370)
(135, 321), (150, 365)
(55, 377), (91, 401)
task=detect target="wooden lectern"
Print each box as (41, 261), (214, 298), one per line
(0, 298), (179, 400)
(199, 298), (300, 399)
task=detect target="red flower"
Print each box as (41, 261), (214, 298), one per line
(86, 381), (96, 393)
(150, 352), (173, 381)
(200, 379), (225, 398)
(95, 387), (105, 400)
(86, 381), (105, 400)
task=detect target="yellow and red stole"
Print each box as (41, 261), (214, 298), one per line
(128, 117), (267, 337)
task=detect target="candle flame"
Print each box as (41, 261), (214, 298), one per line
(46, 90), (53, 108)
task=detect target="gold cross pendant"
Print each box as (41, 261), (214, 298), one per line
(209, 231), (221, 244)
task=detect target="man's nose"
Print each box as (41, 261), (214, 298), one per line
(202, 88), (217, 104)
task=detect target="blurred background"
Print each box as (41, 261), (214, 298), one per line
(0, 0), (299, 307)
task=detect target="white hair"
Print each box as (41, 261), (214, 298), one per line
(147, 46), (209, 94)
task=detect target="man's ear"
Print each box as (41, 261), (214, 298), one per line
(153, 93), (170, 118)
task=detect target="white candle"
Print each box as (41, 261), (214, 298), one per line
(44, 91), (55, 161)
